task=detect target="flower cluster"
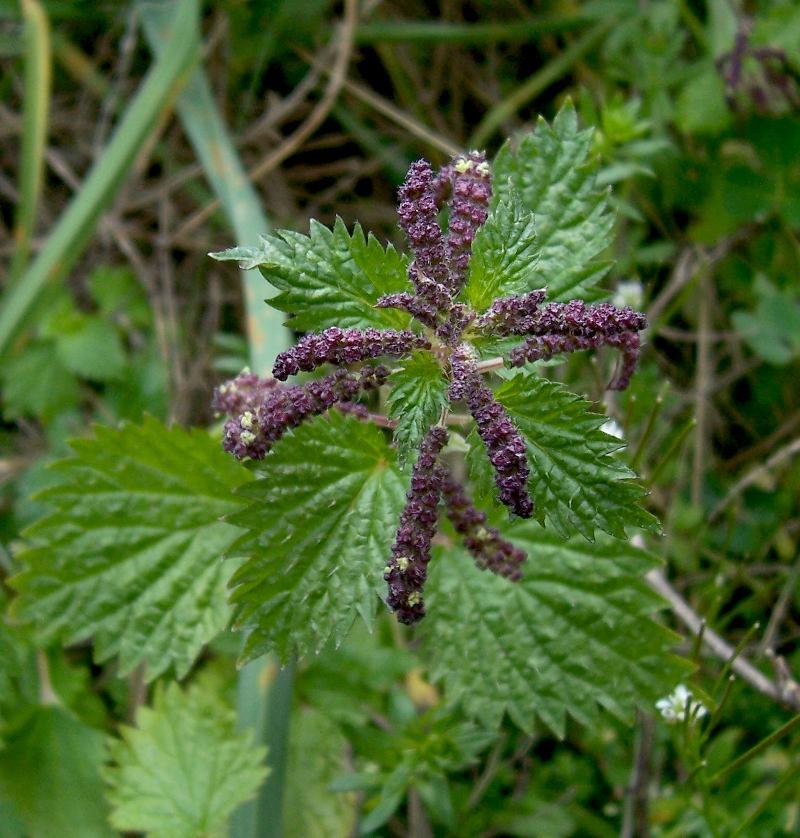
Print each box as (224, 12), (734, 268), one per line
(656, 684), (708, 725)
(215, 366), (388, 460)
(272, 327), (429, 380)
(448, 344), (533, 518)
(383, 427), (448, 624)
(439, 466), (526, 580)
(215, 151), (648, 623)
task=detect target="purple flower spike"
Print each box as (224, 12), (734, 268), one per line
(212, 369), (280, 417)
(606, 332), (641, 391)
(223, 366), (389, 460)
(439, 465), (526, 580)
(534, 301), (647, 337)
(449, 344), (533, 518)
(272, 327), (429, 380)
(503, 300), (646, 391)
(474, 289), (548, 336)
(375, 292), (439, 329)
(385, 426), (448, 624)
(397, 159), (451, 302)
(446, 152), (492, 294)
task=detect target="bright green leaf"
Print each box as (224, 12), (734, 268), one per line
(54, 316), (126, 382)
(0, 343), (79, 421)
(211, 217), (412, 331)
(11, 416), (251, 680)
(104, 682), (267, 838)
(228, 412), (406, 663)
(388, 351), (449, 465)
(464, 196), (539, 311)
(0, 705), (112, 838)
(492, 103), (614, 302)
(484, 370), (659, 540)
(421, 527), (689, 736)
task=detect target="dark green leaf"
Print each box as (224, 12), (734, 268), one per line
(211, 218), (412, 331)
(229, 412), (407, 663)
(11, 416), (251, 679)
(492, 102), (614, 302)
(421, 528), (689, 736)
(486, 370), (659, 540)
(464, 196), (539, 311)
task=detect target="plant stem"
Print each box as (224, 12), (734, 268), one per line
(709, 713), (800, 784)
(354, 15), (589, 46)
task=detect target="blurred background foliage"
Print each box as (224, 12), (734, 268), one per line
(0, 0), (799, 835)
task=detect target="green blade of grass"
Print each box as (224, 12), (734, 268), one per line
(9, 0), (51, 283)
(0, 0), (199, 360)
(354, 15), (590, 45)
(140, 8), (291, 838)
(139, 1), (288, 373)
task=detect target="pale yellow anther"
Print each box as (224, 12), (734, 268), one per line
(396, 556), (410, 572)
(407, 592), (422, 607)
(240, 430), (256, 445)
(454, 157), (473, 174)
(240, 411), (255, 430)
(476, 161), (491, 177)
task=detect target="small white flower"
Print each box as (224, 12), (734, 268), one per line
(656, 684), (707, 724)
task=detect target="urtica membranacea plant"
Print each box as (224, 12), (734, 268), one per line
(211, 107), (649, 626)
(11, 106), (685, 738)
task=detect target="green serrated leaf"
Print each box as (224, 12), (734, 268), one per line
(388, 351), (449, 465)
(493, 102), (614, 302)
(212, 217), (412, 331)
(421, 527), (690, 736)
(488, 370), (658, 540)
(54, 316), (127, 382)
(11, 416), (251, 680)
(0, 705), (112, 838)
(229, 412), (406, 663)
(0, 343), (79, 421)
(104, 682), (267, 838)
(464, 196), (539, 311)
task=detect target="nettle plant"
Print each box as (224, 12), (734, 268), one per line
(13, 106), (686, 755)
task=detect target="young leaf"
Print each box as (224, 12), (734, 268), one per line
(104, 682), (267, 838)
(0, 706), (112, 838)
(482, 370), (659, 540)
(388, 351), (450, 465)
(228, 412), (407, 664)
(464, 196), (539, 312)
(54, 316), (127, 382)
(11, 416), (251, 680)
(421, 526), (689, 737)
(492, 102), (614, 302)
(0, 343), (79, 421)
(211, 217), (412, 331)
(283, 708), (357, 838)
